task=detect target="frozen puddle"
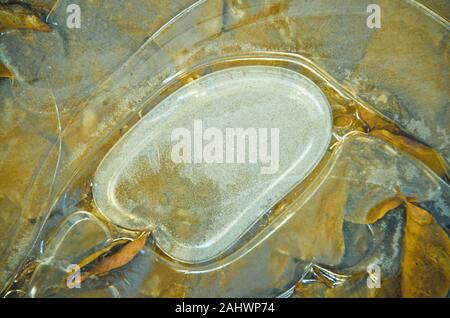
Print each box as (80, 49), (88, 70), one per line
(93, 66), (332, 263)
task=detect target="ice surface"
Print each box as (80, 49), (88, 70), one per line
(27, 212), (112, 297)
(93, 66), (332, 263)
(27, 211), (153, 298)
(2, 0), (448, 297)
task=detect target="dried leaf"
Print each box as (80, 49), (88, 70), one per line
(370, 129), (449, 179)
(0, 3), (52, 33)
(357, 104), (448, 178)
(76, 238), (131, 270)
(365, 196), (404, 224)
(79, 231), (150, 282)
(357, 104), (402, 134)
(363, 188), (418, 224)
(401, 202), (450, 297)
(0, 63), (14, 78)
(297, 197), (450, 298)
(366, 198), (450, 297)
(364, 196), (449, 297)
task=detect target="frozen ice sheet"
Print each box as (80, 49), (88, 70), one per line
(93, 66), (332, 263)
(27, 212), (112, 297)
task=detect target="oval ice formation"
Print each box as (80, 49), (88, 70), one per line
(93, 66), (332, 263)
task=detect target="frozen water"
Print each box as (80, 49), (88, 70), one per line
(93, 66), (332, 263)
(27, 212), (112, 297)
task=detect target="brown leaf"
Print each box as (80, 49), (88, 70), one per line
(296, 197), (450, 298)
(357, 104), (448, 178)
(401, 202), (450, 297)
(0, 63), (14, 78)
(365, 196), (404, 224)
(370, 129), (449, 179)
(79, 231), (151, 282)
(365, 196), (450, 297)
(0, 3), (52, 33)
(357, 105), (401, 134)
(76, 238), (131, 270)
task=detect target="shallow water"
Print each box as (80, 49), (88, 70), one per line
(10, 54), (448, 298)
(93, 65), (332, 263)
(0, 0), (448, 298)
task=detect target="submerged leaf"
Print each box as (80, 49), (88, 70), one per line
(297, 197), (450, 298)
(0, 63), (14, 78)
(0, 3), (52, 33)
(366, 197), (450, 297)
(401, 202), (450, 297)
(365, 196), (404, 224)
(77, 231), (151, 282)
(357, 105), (401, 134)
(364, 189), (418, 224)
(357, 105), (448, 178)
(370, 129), (449, 179)
(76, 238), (131, 271)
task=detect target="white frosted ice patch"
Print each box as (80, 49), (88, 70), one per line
(93, 66), (332, 263)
